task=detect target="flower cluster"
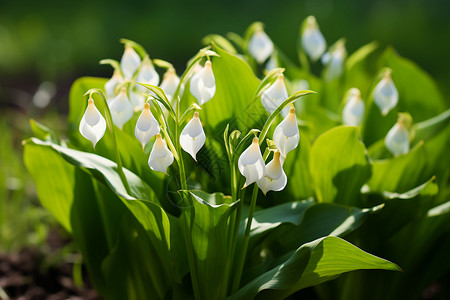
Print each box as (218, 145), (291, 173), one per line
(238, 106), (299, 195)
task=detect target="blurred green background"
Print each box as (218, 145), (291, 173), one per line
(1, 0), (449, 255)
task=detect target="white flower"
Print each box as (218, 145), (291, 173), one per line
(190, 60), (216, 105)
(342, 88), (365, 126)
(129, 90), (146, 111)
(273, 106), (300, 157)
(79, 98), (106, 148)
(148, 133), (174, 174)
(373, 70), (398, 116)
(261, 74), (289, 117)
(323, 41), (346, 81)
(180, 112), (205, 161)
(105, 69), (123, 99)
(109, 88), (134, 129)
(120, 46), (141, 79)
(301, 16), (326, 62)
(160, 68), (181, 103)
(257, 151), (287, 195)
(135, 102), (160, 149)
(238, 137), (265, 188)
(248, 30), (274, 64)
(136, 56), (160, 93)
(385, 119), (409, 156)
(265, 54), (278, 71)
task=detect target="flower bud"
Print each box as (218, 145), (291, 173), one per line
(135, 103), (160, 149)
(323, 40), (346, 81)
(238, 137), (265, 188)
(342, 88), (365, 126)
(105, 69), (123, 99)
(79, 98), (106, 148)
(136, 56), (160, 93)
(180, 112), (206, 161)
(261, 74), (289, 117)
(190, 60), (216, 105)
(385, 116), (410, 156)
(257, 151), (287, 195)
(148, 134), (174, 174)
(109, 88), (134, 129)
(373, 69), (398, 116)
(248, 29), (274, 64)
(301, 16), (326, 62)
(160, 68), (181, 102)
(273, 107), (300, 157)
(120, 46), (141, 79)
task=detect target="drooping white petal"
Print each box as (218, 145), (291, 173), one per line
(324, 41), (346, 81)
(301, 16), (326, 61)
(238, 137), (265, 188)
(190, 60), (216, 105)
(79, 98), (106, 148)
(148, 134), (174, 174)
(109, 88), (134, 129)
(265, 54), (278, 71)
(248, 30), (274, 64)
(342, 88), (365, 126)
(180, 112), (205, 161)
(105, 70), (123, 99)
(120, 46), (141, 79)
(136, 56), (160, 93)
(385, 120), (409, 156)
(135, 103), (160, 148)
(160, 68), (181, 102)
(257, 152), (287, 195)
(273, 107), (300, 157)
(261, 74), (289, 117)
(373, 70), (398, 116)
(129, 90), (146, 111)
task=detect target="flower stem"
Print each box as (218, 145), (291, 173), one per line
(231, 182), (259, 293)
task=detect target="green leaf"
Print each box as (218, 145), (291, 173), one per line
(309, 126), (371, 205)
(188, 190), (238, 299)
(414, 108), (450, 142)
(367, 142), (427, 193)
(202, 34), (237, 54)
(231, 236), (400, 300)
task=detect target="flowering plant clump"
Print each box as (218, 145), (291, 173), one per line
(24, 16), (449, 300)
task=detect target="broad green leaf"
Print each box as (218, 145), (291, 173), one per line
(414, 108), (450, 142)
(309, 126), (371, 205)
(188, 190), (238, 299)
(202, 34), (237, 54)
(367, 142), (427, 193)
(231, 236), (400, 300)
(381, 48), (446, 122)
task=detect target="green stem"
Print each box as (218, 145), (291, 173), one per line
(231, 182), (259, 293)
(87, 89), (132, 195)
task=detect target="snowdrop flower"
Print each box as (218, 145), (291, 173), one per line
(109, 88), (134, 129)
(265, 54), (278, 71)
(323, 40), (346, 81)
(385, 117), (410, 156)
(301, 16), (326, 62)
(136, 56), (160, 93)
(190, 60), (216, 105)
(160, 68), (181, 102)
(248, 29), (274, 64)
(273, 107), (300, 157)
(342, 88), (365, 126)
(180, 112), (205, 161)
(261, 74), (289, 117)
(148, 133), (174, 174)
(104, 69), (123, 99)
(120, 46), (141, 79)
(373, 69), (398, 116)
(257, 151), (287, 195)
(135, 102), (159, 149)
(129, 90), (146, 111)
(79, 98), (106, 148)
(238, 137), (265, 188)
